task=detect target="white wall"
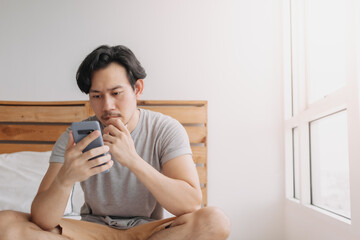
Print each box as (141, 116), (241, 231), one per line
(0, 0), (284, 239)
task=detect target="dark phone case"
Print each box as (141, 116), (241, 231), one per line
(71, 121), (105, 160)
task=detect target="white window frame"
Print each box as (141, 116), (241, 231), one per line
(283, 0), (360, 224)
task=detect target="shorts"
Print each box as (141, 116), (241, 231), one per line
(81, 215), (156, 230)
(59, 217), (176, 240)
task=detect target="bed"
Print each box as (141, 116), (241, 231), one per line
(0, 100), (208, 219)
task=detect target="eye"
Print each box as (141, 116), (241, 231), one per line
(113, 91), (122, 96)
(91, 95), (101, 99)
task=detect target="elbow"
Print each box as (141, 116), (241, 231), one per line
(191, 192), (203, 212)
(193, 188), (203, 211)
(186, 188), (202, 213)
(30, 207), (44, 229)
(189, 203), (202, 213)
(30, 204), (57, 231)
(174, 203), (201, 217)
(176, 192), (202, 216)
(31, 214), (56, 231)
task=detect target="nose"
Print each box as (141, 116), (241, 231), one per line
(103, 95), (115, 111)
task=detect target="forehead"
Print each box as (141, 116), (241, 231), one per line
(91, 62), (130, 90)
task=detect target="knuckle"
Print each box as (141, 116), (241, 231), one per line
(98, 164), (109, 172)
(87, 148), (96, 156)
(93, 158), (103, 165)
(82, 151), (92, 160)
(91, 166), (102, 175)
(88, 148), (102, 157)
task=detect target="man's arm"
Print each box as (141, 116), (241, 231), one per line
(30, 163), (71, 230)
(131, 154), (202, 216)
(103, 118), (202, 216)
(31, 131), (112, 230)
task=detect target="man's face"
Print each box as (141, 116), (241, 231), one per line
(89, 62), (139, 127)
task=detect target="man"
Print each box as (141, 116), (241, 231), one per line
(0, 45), (230, 240)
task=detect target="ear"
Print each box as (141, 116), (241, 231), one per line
(134, 79), (144, 100)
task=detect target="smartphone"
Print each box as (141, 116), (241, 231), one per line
(71, 121), (108, 166)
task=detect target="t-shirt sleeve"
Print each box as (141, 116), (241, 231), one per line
(158, 117), (192, 166)
(49, 129), (70, 164)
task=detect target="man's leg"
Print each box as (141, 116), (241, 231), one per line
(0, 208), (230, 240)
(60, 216), (177, 240)
(125, 217), (177, 240)
(0, 210), (132, 240)
(0, 210), (69, 240)
(147, 207), (231, 240)
(0, 210), (177, 240)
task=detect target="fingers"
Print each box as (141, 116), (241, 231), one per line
(63, 129), (113, 182)
(114, 118), (129, 134)
(87, 153), (112, 169)
(90, 159), (114, 175)
(66, 131), (75, 150)
(104, 118), (129, 136)
(74, 130), (101, 152)
(103, 125), (120, 138)
(82, 145), (110, 160)
(103, 132), (117, 144)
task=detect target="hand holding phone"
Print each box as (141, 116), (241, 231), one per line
(71, 121), (109, 169)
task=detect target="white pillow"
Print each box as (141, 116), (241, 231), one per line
(0, 151), (72, 215)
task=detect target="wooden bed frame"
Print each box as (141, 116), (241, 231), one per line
(0, 100), (208, 206)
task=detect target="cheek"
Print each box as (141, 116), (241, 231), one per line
(119, 92), (137, 108)
(116, 102), (129, 114)
(116, 97), (136, 114)
(90, 100), (102, 115)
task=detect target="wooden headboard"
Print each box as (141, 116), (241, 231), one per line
(0, 100), (208, 206)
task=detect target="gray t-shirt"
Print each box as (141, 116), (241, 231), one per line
(50, 108), (192, 229)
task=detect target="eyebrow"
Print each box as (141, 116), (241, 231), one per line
(89, 85), (124, 93)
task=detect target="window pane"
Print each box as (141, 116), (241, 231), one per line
(305, 0), (351, 103)
(292, 127), (300, 199)
(310, 110), (351, 218)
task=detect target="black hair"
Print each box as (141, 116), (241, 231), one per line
(76, 45), (146, 93)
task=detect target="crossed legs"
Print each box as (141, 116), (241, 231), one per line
(0, 207), (230, 240)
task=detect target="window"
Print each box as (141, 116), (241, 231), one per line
(292, 127), (300, 199)
(305, 0), (350, 104)
(284, 0), (358, 221)
(309, 110), (351, 219)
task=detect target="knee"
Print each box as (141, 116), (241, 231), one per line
(0, 210), (17, 227)
(0, 210), (31, 240)
(1, 224), (23, 240)
(193, 207), (231, 239)
(0, 210), (22, 239)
